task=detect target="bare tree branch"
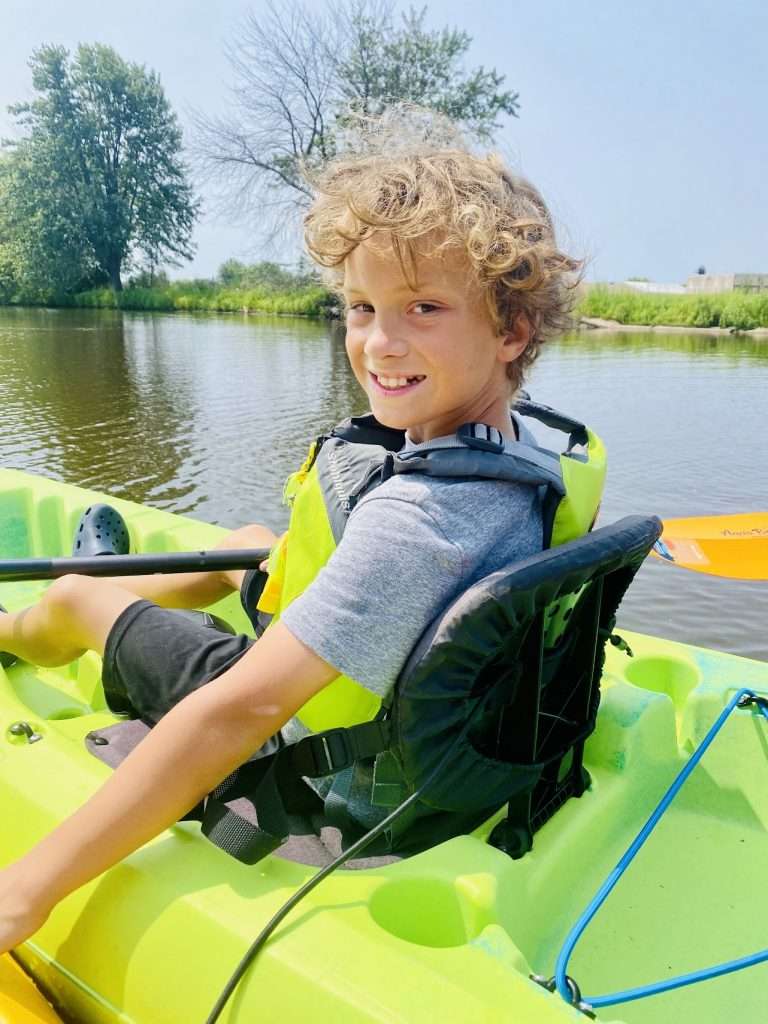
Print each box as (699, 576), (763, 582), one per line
(190, 0), (520, 242)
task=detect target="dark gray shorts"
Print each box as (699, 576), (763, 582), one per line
(102, 569), (274, 747)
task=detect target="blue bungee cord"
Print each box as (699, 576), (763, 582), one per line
(549, 686), (768, 1013)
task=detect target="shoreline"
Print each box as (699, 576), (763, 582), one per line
(3, 303), (768, 337)
(579, 316), (768, 338)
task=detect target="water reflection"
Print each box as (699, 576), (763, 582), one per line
(556, 328), (768, 362)
(1, 307), (766, 660)
(0, 308), (192, 503)
(0, 308), (364, 526)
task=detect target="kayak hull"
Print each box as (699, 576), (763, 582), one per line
(1, 468), (767, 1024)
(0, 955), (63, 1024)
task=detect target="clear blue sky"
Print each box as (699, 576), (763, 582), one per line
(3, 1), (766, 283)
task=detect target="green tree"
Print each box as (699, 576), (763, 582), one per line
(3, 44), (199, 294)
(217, 257), (320, 291)
(193, 0), (519, 230)
(0, 147), (101, 301)
(336, 6), (516, 135)
(217, 259), (249, 288)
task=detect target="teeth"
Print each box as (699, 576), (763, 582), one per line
(376, 375), (425, 389)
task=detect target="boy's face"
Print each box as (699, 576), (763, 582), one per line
(343, 237), (528, 443)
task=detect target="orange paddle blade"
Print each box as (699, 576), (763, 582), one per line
(0, 954), (64, 1023)
(653, 513), (768, 580)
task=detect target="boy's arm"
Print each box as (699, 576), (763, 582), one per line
(0, 621), (336, 953)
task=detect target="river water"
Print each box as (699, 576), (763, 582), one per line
(1, 306), (766, 660)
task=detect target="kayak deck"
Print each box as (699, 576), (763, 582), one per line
(1, 468), (767, 1024)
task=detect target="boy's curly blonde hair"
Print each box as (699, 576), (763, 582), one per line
(304, 127), (581, 392)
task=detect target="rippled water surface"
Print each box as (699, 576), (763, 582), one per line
(1, 307), (766, 660)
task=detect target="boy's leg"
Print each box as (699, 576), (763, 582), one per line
(0, 576), (142, 667)
(0, 524), (279, 668)
(216, 523), (279, 591)
(98, 524), (279, 609)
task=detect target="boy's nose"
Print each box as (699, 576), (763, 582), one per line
(364, 320), (408, 358)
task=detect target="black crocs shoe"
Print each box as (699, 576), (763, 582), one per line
(0, 603), (18, 669)
(72, 504), (131, 557)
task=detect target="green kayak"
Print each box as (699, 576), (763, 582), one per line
(1, 467), (766, 1024)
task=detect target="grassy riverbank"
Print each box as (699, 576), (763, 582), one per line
(579, 287), (768, 331)
(5, 275), (768, 331)
(66, 280), (338, 317)
(74, 282), (768, 331)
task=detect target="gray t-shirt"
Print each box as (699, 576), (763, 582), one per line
(280, 416), (544, 826)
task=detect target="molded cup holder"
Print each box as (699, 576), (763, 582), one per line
(623, 655), (700, 709)
(369, 878), (483, 947)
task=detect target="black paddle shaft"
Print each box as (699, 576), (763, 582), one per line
(0, 548), (271, 583)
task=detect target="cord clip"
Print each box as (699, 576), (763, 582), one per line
(530, 974), (596, 1018)
(737, 692), (768, 710)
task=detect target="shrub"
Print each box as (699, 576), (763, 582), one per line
(577, 288), (768, 329)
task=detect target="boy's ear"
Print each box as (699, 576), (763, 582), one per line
(499, 314), (532, 364)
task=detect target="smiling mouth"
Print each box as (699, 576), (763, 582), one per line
(369, 372), (426, 393)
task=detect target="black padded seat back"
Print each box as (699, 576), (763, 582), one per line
(372, 514), (662, 857)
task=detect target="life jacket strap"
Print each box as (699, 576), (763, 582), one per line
(457, 423), (506, 452)
(290, 720), (392, 777)
(338, 440), (567, 509)
(199, 720), (391, 865)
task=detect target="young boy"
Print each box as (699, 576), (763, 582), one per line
(0, 141), (579, 952)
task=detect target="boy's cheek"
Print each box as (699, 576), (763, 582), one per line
(344, 332), (365, 363)
(346, 344), (369, 378)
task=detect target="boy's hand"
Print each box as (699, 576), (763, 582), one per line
(0, 864), (52, 953)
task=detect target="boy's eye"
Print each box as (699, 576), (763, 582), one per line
(346, 301), (440, 316)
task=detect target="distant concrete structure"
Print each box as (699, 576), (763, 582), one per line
(622, 280), (687, 294)
(687, 273), (768, 293)
(585, 274), (768, 296)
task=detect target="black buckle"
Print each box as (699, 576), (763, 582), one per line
(380, 451), (395, 483)
(458, 423), (505, 453)
(300, 728), (356, 777)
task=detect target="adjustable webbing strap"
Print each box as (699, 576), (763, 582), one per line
(343, 439), (566, 519)
(201, 720), (391, 864)
(391, 445), (566, 494)
(291, 721), (392, 776)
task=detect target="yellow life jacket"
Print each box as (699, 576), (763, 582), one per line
(251, 398), (607, 734)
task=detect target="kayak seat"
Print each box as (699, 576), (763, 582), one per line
(86, 514), (662, 869)
(195, 513), (662, 866)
